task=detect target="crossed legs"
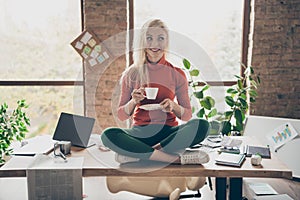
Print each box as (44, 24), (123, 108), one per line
(101, 119), (209, 164)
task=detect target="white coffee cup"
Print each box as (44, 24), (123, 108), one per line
(145, 87), (159, 100)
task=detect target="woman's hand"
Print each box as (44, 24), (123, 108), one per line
(160, 98), (175, 113)
(131, 87), (146, 104)
(160, 99), (185, 118)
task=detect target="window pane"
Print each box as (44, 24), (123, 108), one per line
(0, 86), (83, 138)
(134, 0), (243, 81)
(0, 0), (82, 80)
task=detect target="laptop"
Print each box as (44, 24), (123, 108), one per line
(52, 112), (96, 148)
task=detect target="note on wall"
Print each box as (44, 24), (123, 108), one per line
(70, 29), (112, 67)
(266, 122), (299, 151)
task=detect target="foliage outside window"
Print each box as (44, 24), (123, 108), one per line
(0, 0), (83, 137)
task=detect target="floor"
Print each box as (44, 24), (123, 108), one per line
(0, 177), (215, 200)
(1, 177), (299, 199)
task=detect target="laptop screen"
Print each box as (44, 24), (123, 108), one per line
(52, 112), (95, 148)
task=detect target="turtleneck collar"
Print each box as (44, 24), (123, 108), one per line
(146, 55), (167, 71)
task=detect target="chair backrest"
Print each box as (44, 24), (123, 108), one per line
(243, 115), (300, 179)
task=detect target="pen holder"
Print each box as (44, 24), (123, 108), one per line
(251, 154), (262, 166)
(54, 141), (71, 156)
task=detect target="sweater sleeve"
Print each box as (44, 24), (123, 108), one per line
(175, 68), (192, 121)
(117, 74), (134, 121)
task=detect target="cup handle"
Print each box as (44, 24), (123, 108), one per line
(53, 142), (60, 156)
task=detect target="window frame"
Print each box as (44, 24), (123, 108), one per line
(0, 0), (86, 112)
(128, 0), (251, 87)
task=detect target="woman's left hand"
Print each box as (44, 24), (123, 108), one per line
(160, 98), (175, 112)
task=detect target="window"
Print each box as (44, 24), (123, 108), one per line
(0, 0), (83, 137)
(131, 0), (248, 112)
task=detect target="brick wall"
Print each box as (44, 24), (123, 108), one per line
(83, 0), (127, 133)
(250, 0), (300, 119)
(83, 0), (300, 134)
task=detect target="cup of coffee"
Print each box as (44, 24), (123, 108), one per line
(54, 141), (71, 156)
(145, 87), (159, 100)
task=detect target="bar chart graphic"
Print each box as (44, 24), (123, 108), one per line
(267, 122), (298, 151)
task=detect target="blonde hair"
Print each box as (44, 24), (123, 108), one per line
(121, 19), (169, 88)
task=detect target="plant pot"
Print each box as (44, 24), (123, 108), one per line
(209, 120), (222, 135)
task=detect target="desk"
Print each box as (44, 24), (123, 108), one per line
(0, 136), (293, 200)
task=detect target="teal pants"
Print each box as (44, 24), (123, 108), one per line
(101, 119), (210, 160)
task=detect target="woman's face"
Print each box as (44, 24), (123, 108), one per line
(145, 27), (168, 63)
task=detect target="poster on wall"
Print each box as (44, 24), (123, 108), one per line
(266, 122), (299, 151)
(70, 29), (112, 67)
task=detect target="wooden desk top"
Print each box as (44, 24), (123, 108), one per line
(0, 136), (293, 179)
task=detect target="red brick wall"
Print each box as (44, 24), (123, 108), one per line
(83, 0), (127, 133)
(83, 0), (300, 134)
(250, 0), (300, 119)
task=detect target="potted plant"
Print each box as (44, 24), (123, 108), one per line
(182, 58), (260, 135)
(0, 99), (30, 164)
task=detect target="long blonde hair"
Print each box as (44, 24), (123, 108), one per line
(121, 19), (169, 88)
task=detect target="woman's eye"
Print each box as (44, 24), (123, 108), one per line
(146, 36), (152, 41)
(158, 36), (165, 41)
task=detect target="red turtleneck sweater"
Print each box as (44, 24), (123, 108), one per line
(117, 56), (192, 126)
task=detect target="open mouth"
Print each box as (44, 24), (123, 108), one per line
(149, 48), (161, 52)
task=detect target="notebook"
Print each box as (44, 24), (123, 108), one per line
(215, 152), (246, 167)
(245, 145), (271, 158)
(52, 112), (96, 148)
(12, 135), (56, 156)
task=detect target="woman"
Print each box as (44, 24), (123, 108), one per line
(101, 19), (210, 165)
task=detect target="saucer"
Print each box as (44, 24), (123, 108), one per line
(139, 104), (162, 111)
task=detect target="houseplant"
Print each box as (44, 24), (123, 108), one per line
(182, 58), (260, 135)
(0, 99), (30, 164)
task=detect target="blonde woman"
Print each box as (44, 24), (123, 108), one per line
(101, 19), (210, 165)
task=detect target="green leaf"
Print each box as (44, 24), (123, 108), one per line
(189, 69), (199, 77)
(207, 96), (215, 108)
(224, 111), (233, 119)
(249, 89), (258, 97)
(196, 108), (205, 118)
(193, 91), (203, 99)
(238, 97), (248, 109)
(234, 109), (243, 129)
(183, 58), (191, 70)
(221, 121), (232, 135)
(227, 88), (238, 94)
(208, 108), (217, 118)
(237, 79), (243, 89)
(225, 96), (235, 107)
(250, 97), (256, 103)
(257, 76), (261, 84)
(201, 84), (210, 92)
(192, 106), (196, 114)
(250, 66), (254, 74)
(200, 99), (211, 110)
(234, 75), (241, 79)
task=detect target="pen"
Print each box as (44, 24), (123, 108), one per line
(60, 152), (67, 161)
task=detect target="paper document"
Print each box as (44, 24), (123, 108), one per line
(27, 154), (84, 200)
(220, 135), (242, 148)
(254, 194), (293, 200)
(12, 135), (56, 155)
(248, 182), (278, 195)
(266, 122), (299, 151)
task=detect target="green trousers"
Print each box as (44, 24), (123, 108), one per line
(101, 118), (210, 160)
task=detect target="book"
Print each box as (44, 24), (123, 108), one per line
(11, 135), (55, 156)
(254, 194), (293, 200)
(215, 152), (246, 167)
(245, 145), (271, 158)
(248, 182), (278, 195)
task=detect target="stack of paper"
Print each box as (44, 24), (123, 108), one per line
(12, 135), (56, 156)
(215, 152), (246, 167)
